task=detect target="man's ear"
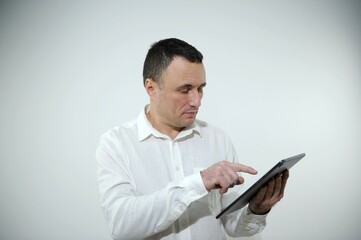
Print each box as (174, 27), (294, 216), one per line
(145, 78), (157, 97)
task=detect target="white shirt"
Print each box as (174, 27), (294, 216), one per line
(96, 107), (267, 240)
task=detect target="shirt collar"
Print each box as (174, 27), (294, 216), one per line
(137, 105), (202, 142)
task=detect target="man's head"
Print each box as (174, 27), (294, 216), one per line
(143, 38), (203, 86)
(143, 38), (206, 138)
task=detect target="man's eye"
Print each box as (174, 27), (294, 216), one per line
(180, 89), (190, 93)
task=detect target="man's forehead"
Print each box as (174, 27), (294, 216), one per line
(161, 58), (206, 86)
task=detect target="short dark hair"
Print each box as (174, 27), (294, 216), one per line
(142, 38), (203, 86)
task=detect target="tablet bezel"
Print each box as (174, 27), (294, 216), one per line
(215, 153), (305, 219)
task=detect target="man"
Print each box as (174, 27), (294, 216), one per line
(96, 38), (289, 240)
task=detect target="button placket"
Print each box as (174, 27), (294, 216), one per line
(171, 140), (191, 239)
(171, 140), (184, 183)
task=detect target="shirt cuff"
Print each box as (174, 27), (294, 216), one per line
(179, 172), (208, 205)
(242, 206), (268, 223)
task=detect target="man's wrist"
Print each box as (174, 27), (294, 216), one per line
(248, 205), (271, 215)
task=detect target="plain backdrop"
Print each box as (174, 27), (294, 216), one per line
(0, 1), (360, 239)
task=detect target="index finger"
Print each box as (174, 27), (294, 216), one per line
(228, 162), (258, 175)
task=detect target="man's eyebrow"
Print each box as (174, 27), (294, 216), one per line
(199, 82), (207, 88)
(177, 84), (193, 89)
(177, 82), (207, 89)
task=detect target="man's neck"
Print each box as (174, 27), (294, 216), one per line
(145, 107), (183, 140)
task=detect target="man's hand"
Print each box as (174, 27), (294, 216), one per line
(249, 170), (289, 215)
(200, 161), (258, 194)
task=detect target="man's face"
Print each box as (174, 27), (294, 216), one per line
(148, 57), (206, 132)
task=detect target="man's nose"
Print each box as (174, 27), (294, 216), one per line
(188, 89), (202, 107)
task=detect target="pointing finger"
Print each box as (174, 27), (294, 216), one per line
(228, 162), (258, 175)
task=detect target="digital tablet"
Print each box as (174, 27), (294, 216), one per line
(216, 153), (305, 219)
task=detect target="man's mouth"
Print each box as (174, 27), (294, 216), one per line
(184, 110), (198, 117)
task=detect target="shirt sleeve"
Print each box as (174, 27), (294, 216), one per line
(221, 206), (267, 237)
(96, 133), (208, 240)
(219, 133), (268, 237)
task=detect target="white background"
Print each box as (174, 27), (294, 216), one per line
(0, 1), (360, 239)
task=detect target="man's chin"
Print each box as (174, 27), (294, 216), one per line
(181, 118), (196, 128)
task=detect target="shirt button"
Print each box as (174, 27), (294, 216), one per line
(180, 220), (187, 227)
(175, 166), (180, 171)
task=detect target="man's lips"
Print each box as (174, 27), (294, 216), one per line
(183, 110), (198, 116)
